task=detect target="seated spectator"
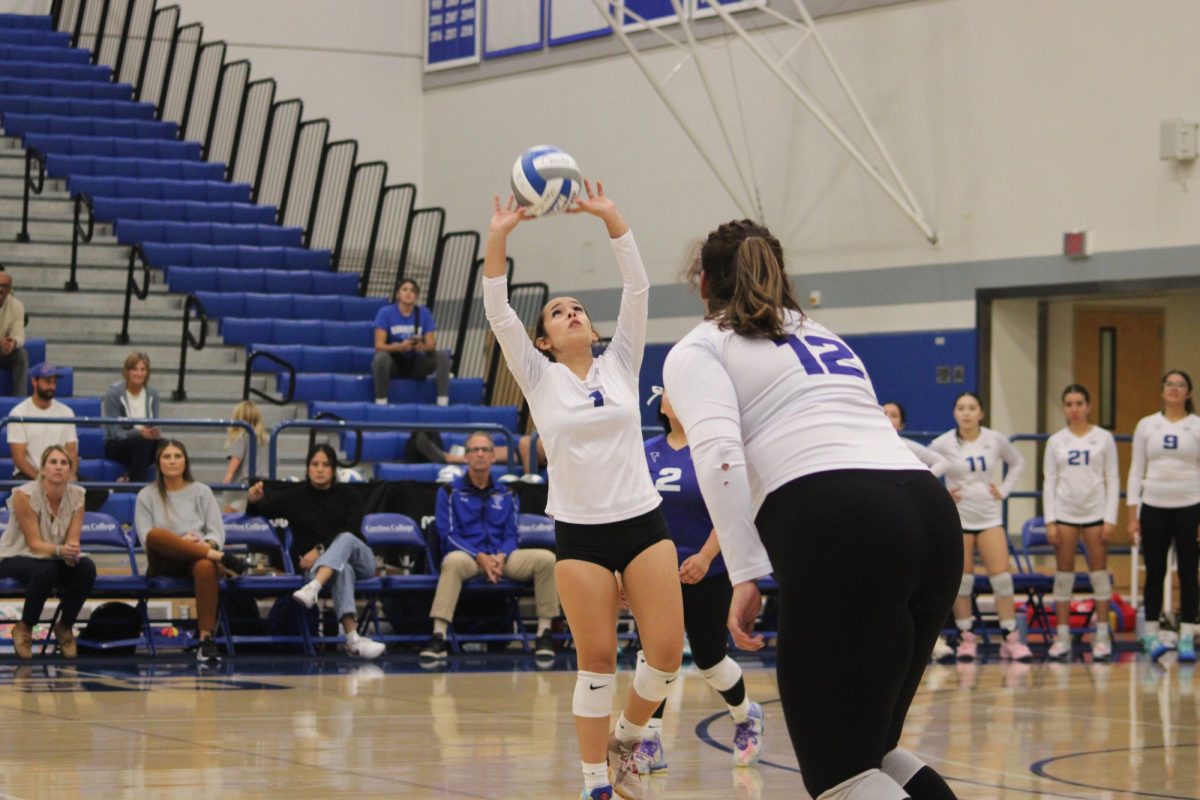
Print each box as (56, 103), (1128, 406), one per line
(221, 399), (269, 513)
(135, 440), (245, 665)
(102, 352), (162, 482)
(421, 431), (558, 660)
(8, 363), (77, 480)
(0, 268), (27, 398)
(0, 445), (94, 659)
(247, 444), (386, 659)
(404, 429), (465, 465)
(372, 278), (451, 407)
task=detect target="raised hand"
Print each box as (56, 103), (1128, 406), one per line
(490, 194), (529, 239)
(567, 179), (628, 238)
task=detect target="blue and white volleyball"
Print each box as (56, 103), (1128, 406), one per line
(511, 145), (582, 217)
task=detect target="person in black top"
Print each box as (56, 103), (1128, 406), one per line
(246, 444), (385, 659)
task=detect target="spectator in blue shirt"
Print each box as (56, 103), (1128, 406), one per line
(371, 278), (451, 406)
(421, 431), (558, 660)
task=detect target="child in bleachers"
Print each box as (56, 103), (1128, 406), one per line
(221, 400), (268, 514)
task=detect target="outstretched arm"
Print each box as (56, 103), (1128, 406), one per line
(482, 196), (547, 394)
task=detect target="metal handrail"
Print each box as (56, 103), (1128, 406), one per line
(243, 350), (297, 406)
(308, 411), (361, 468)
(171, 293), (209, 401)
(0, 415), (257, 492)
(117, 243), (152, 345)
(16, 148), (46, 243)
(267, 419), (517, 480)
(67, 191), (96, 291)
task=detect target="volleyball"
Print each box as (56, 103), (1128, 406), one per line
(510, 145), (581, 217)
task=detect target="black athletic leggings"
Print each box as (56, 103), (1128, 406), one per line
(757, 469), (962, 798)
(1140, 502), (1200, 624)
(682, 573), (733, 670)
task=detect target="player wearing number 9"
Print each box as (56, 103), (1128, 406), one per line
(1126, 369), (1200, 662)
(928, 392), (1028, 663)
(663, 219), (963, 800)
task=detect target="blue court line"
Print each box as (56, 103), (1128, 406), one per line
(693, 699), (1159, 800)
(1030, 744), (1199, 800)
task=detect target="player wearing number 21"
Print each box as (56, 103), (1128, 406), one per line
(664, 219), (962, 800)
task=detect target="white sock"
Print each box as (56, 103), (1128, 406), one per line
(1057, 624), (1070, 639)
(999, 619), (1017, 634)
(374, 398), (387, 406)
(646, 717), (663, 734)
(615, 712), (646, 745)
(1145, 621), (1160, 638)
(537, 617), (551, 636)
(1182, 622), (1196, 641)
(1095, 621), (1110, 638)
(728, 696), (751, 723)
(433, 618), (448, 637)
(345, 630), (359, 643)
(955, 618), (972, 633)
(582, 760), (608, 791)
(436, 396), (449, 406)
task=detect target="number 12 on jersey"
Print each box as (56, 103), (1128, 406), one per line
(775, 334), (865, 378)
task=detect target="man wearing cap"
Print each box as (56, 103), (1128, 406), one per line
(8, 363), (77, 479)
(0, 269), (28, 398)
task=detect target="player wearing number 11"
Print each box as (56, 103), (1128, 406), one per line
(664, 219), (962, 800)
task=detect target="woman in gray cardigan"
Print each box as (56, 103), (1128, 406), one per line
(103, 352), (162, 482)
(135, 440), (244, 663)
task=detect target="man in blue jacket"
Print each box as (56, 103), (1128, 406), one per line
(422, 431), (558, 660)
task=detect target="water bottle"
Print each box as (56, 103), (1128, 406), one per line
(1135, 605), (1145, 640)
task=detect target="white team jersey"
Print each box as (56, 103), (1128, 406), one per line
(483, 230), (660, 525)
(929, 427), (1025, 530)
(664, 312), (922, 584)
(1042, 426), (1120, 526)
(1127, 412), (1200, 509)
(904, 437), (948, 478)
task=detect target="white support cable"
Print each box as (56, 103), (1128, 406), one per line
(702, 0), (938, 242)
(787, 0), (933, 240)
(590, 0), (754, 217)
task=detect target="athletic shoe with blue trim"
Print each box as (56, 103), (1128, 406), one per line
(581, 785), (614, 800)
(1179, 635), (1196, 664)
(732, 701), (764, 767)
(640, 730), (667, 772)
(1150, 637), (1175, 662)
(608, 735), (652, 800)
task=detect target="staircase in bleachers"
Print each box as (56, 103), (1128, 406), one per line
(0, 7), (521, 483)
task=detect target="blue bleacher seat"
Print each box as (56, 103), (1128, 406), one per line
(243, 293), (293, 319)
(60, 396), (99, 416)
(221, 318), (273, 345)
(0, 43), (91, 64)
(341, 296), (389, 321)
(73, 177), (250, 204)
(78, 458), (125, 481)
(76, 427), (103, 458)
(0, 60), (111, 82)
(273, 319), (319, 346)
(5, 113), (178, 140)
(518, 514), (555, 551)
(248, 344), (303, 374)
(320, 321), (372, 347)
(97, 492), (138, 527)
(466, 405), (520, 432)
(48, 155), (224, 181)
(115, 221), (303, 248)
(142, 243), (329, 271)
(289, 374), (335, 402)
(0, 76), (131, 100)
(0, 29), (71, 47)
(364, 403), (417, 422)
(300, 346), (351, 373)
(0, 338), (43, 395)
(24, 133), (199, 159)
(0, 95), (155, 119)
(0, 14), (53, 30)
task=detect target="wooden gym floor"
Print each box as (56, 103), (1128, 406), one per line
(0, 651), (1195, 799)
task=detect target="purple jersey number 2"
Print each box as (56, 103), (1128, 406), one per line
(775, 334), (866, 378)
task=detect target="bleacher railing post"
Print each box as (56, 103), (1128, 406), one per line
(172, 294), (209, 401)
(91, 0), (111, 66)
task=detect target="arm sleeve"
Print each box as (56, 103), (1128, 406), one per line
(499, 494), (519, 557)
(11, 298), (24, 348)
(423, 306), (437, 334)
(663, 340), (773, 585)
(600, 231), (650, 376)
(1127, 420), (1146, 506)
(1041, 437), (1058, 523)
(199, 487), (225, 548)
(482, 275), (548, 396)
(909, 440), (948, 478)
(995, 433), (1026, 498)
(436, 486), (479, 558)
(1103, 433), (1121, 525)
(134, 490), (156, 547)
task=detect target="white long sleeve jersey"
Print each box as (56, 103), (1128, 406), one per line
(663, 312), (922, 585)
(929, 427), (1025, 530)
(1042, 426), (1120, 526)
(482, 230), (660, 525)
(1126, 413), (1200, 510)
(904, 438), (948, 478)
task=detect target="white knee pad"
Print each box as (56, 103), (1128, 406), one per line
(632, 657), (679, 703)
(573, 671), (615, 718)
(699, 655), (743, 693)
(816, 769), (908, 800)
(958, 572), (975, 597)
(881, 747), (925, 786)
(1090, 570), (1112, 599)
(1053, 571), (1075, 606)
(990, 571), (1014, 598)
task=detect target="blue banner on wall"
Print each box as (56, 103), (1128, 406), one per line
(426, 0), (481, 71)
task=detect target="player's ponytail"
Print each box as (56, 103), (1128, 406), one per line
(691, 219), (803, 339)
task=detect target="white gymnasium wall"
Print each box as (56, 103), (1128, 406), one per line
(422, 0), (1200, 335)
(988, 298), (1040, 522)
(169, 0), (426, 183)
